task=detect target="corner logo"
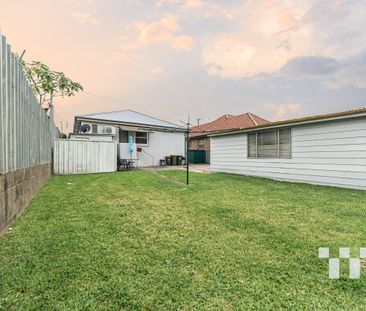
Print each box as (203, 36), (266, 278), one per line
(319, 247), (366, 279)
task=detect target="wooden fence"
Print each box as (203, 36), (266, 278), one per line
(0, 34), (58, 174)
(53, 140), (117, 174)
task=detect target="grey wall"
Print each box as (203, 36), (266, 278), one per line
(211, 117), (366, 190)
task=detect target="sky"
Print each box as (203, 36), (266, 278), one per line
(1, 0), (366, 132)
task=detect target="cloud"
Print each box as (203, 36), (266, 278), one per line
(155, 0), (203, 8)
(111, 15), (195, 63)
(322, 52), (366, 89)
(201, 0), (366, 82)
(265, 102), (303, 119)
(186, 0), (203, 8)
(280, 53), (366, 89)
(202, 32), (293, 79)
(172, 35), (195, 51)
(281, 56), (339, 77)
(149, 66), (166, 80)
(70, 10), (99, 25)
(138, 15), (180, 45)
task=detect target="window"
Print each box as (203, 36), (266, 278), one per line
(135, 132), (148, 145)
(92, 124), (98, 134)
(248, 128), (291, 158)
(119, 130), (128, 143)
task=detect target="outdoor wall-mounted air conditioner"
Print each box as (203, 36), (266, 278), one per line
(80, 122), (93, 134)
(100, 125), (116, 135)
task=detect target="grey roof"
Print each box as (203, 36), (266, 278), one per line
(77, 109), (182, 129)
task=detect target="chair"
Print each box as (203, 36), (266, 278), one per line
(117, 156), (135, 171)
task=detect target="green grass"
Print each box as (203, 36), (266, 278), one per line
(1, 171), (366, 310)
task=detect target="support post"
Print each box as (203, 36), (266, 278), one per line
(186, 116), (190, 186)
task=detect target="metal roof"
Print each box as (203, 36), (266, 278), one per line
(209, 107), (366, 137)
(76, 109), (182, 129)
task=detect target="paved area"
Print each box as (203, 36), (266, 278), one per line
(140, 164), (211, 173)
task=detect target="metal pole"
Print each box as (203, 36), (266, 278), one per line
(186, 115), (190, 185)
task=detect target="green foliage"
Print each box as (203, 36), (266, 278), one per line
(1, 171), (366, 309)
(19, 60), (83, 105)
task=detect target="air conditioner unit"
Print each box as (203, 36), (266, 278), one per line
(101, 125), (116, 135)
(80, 123), (93, 134)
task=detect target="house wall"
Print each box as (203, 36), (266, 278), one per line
(190, 138), (210, 151)
(118, 131), (185, 167)
(210, 117), (366, 190)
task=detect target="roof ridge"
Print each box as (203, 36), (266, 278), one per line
(78, 109), (181, 127)
(125, 109), (180, 127)
(247, 112), (258, 125)
(79, 108), (129, 117)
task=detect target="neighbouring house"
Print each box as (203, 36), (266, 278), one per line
(189, 113), (269, 163)
(209, 108), (366, 190)
(72, 109), (186, 167)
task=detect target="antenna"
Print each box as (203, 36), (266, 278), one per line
(19, 50), (26, 61)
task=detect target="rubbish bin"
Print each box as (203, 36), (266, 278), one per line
(171, 155), (178, 166)
(165, 156), (172, 166)
(160, 159), (166, 166)
(177, 155), (182, 165)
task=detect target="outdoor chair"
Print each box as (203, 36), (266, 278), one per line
(117, 156), (135, 171)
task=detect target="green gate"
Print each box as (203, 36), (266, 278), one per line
(188, 150), (208, 164)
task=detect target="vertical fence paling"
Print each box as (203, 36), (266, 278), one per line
(53, 140), (117, 174)
(0, 34), (57, 175)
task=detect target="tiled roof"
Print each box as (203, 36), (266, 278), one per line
(190, 113), (270, 138)
(210, 107), (366, 137)
(76, 109), (182, 129)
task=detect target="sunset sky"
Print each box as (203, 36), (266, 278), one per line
(1, 0), (366, 132)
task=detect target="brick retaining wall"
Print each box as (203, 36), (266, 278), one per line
(0, 163), (51, 236)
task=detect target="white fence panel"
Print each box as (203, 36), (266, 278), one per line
(0, 34), (58, 174)
(54, 139), (117, 174)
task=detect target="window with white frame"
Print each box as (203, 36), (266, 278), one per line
(248, 128), (291, 158)
(135, 132), (148, 145)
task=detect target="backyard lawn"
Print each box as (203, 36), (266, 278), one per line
(1, 170), (366, 310)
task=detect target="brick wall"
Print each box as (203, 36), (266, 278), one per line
(0, 163), (51, 236)
(190, 138), (210, 151)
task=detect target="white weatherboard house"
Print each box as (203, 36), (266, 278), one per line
(209, 108), (366, 190)
(72, 110), (186, 167)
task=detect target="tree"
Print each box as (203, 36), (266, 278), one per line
(19, 60), (83, 106)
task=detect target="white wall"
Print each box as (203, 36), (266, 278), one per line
(210, 117), (366, 190)
(54, 140), (117, 174)
(118, 131), (185, 167)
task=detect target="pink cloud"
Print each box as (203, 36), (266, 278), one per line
(172, 35), (195, 51)
(139, 15), (180, 45)
(266, 103), (303, 119)
(186, 0), (203, 8)
(70, 10), (99, 25)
